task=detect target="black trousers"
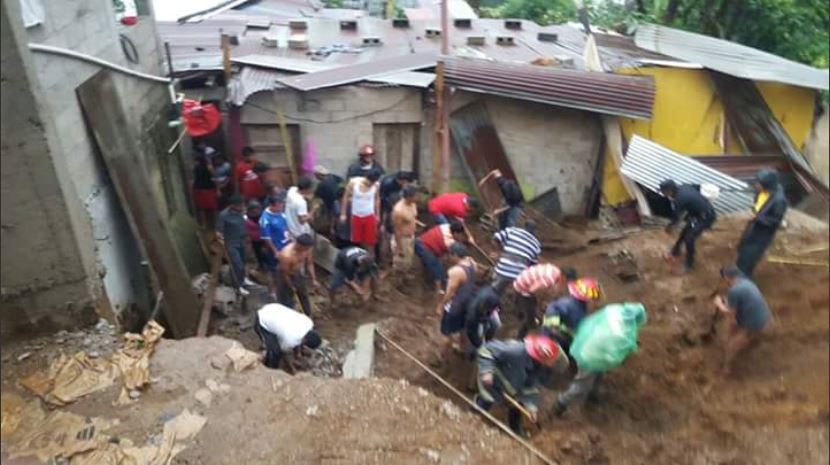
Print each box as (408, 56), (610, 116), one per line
(253, 315), (282, 369)
(475, 389), (523, 433)
(277, 273), (312, 316)
(671, 214), (715, 268)
(515, 294), (538, 339)
(736, 225), (777, 278)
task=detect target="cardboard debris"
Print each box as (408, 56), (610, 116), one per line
(225, 342), (260, 372)
(111, 321), (165, 403)
(121, 409), (207, 465)
(20, 352), (118, 406)
(0, 392), (117, 462)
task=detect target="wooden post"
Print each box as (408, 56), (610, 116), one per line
(439, 0), (450, 194)
(275, 95), (297, 185)
(220, 31), (238, 195)
(432, 62), (445, 195)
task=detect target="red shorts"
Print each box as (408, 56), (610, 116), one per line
(193, 188), (218, 211)
(351, 214), (378, 246)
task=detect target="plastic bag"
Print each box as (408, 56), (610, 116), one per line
(569, 302), (647, 372)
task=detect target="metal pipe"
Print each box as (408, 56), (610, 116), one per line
(27, 43), (171, 84)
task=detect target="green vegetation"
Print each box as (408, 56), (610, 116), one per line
(479, 0), (829, 68)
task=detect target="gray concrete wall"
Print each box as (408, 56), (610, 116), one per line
(241, 86), (424, 176)
(1, 0), (179, 336)
(804, 106), (829, 186)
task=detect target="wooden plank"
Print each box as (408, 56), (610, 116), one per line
(274, 98), (297, 184)
(197, 240), (223, 337)
(77, 71), (201, 338)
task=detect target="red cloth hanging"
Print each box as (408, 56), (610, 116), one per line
(181, 100), (221, 137)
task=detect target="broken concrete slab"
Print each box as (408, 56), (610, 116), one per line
(342, 323), (376, 379)
(313, 234), (339, 274)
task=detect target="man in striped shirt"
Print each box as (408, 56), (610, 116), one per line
(513, 263), (563, 338)
(491, 220), (541, 294)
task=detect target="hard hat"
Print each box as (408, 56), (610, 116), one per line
(568, 278), (602, 302)
(700, 183), (720, 201)
(524, 334), (562, 366)
(358, 144), (375, 156)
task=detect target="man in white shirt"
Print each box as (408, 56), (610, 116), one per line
(254, 303), (322, 371)
(285, 177), (316, 240)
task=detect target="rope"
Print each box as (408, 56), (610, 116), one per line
(28, 43), (171, 84)
(374, 329), (558, 465)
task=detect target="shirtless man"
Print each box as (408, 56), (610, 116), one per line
(341, 171), (381, 255)
(276, 233), (319, 316)
(391, 185), (420, 272)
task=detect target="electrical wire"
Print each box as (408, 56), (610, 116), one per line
(245, 92), (419, 124)
(28, 43), (170, 84)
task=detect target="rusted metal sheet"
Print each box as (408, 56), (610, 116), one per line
(710, 72), (816, 178)
(441, 56), (655, 119)
(278, 52), (438, 91)
(448, 102), (517, 212)
(77, 72), (201, 338)
(692, 155), (790, 180)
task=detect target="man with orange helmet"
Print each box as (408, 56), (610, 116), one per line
(476, 334), (568, 434)
(346, 144), (385, 180)
(541, 277), (602, 354)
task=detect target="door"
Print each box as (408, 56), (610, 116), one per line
(372, 123), (420, 174)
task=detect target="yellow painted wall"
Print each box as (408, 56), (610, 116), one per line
(602, 67), (817, 206)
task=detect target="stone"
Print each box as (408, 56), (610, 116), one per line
(305, 405), (319, 417)
(194, 388), (213, 408)
(421, 448), (440, 463)
(88, 351), (100, 359)
(129, 390), (141, 400)
(16, 352), (32, 362)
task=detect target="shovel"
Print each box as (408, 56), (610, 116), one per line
(503, 393), (541, 431)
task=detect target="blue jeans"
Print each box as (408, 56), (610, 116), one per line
(415, 239), (446, 287)
(226, 243), (246, 287)
(499, 206), (522, 230)
(432, 213), (449, 225)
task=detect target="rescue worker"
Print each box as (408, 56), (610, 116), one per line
(346, 144), (385, 180)
(491, 220), (541, 294)
(434, 243), (478, 364)
(513, 263), (563, 339)
(714, 265), (771, 376)
(253, 303), (322, 372)
(465, 284), (502, 350)
(541, 278), (602, 355)
(415, 221), (469, 294)
(736, 169), (788, 278)
(659, 179), (717, 273)
(479, 169), (524, 229)
(476, 334), (568, 434)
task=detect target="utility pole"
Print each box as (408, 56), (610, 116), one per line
(433, 0), (450, 194)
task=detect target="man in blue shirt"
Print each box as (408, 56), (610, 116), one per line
(260, 193), (290, 301)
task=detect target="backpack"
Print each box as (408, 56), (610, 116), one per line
(569, 303), (647, 372)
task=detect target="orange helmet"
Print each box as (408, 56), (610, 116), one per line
(358, 144), (375, 156)
(524, 334), (562, 366)
(568, 278), (602, 302)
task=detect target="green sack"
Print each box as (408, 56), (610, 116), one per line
(569, 302), (647, 373)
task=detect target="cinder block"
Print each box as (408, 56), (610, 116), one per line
(342, 323), (376, 379)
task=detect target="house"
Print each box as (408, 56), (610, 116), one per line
(1, 0), (199, 337)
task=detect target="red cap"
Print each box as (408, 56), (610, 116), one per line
(359, 144), (375, 156)
(524, 334), (561, 366)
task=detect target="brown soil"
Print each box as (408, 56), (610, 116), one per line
(1, 211), (827, 465)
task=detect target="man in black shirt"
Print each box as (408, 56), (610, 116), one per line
(313, 165), (344, 236)
(659, 179), (717, 272)
(479, 169), (524, 230)
(346, 144), (385, 180)
(327, 245), (379, 307)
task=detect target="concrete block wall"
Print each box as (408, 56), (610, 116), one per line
(241, 86), (424, 177)
(1, 0), (174, 337)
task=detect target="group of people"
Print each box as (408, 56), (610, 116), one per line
(202, 140), (784, 434)
(659, 168), (784, 375)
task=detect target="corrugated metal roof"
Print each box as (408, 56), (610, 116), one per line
(635, 24), (830, 91)
(620, 135), (753, 214)
(441, 56), (655, 119)
(227, 66), (286, 105)
(234, 54), (435, 89)
(278, 52), (438, 91)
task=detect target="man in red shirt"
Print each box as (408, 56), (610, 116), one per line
(236, 146), (266, 202)
(415, 221), (468, 294)
(428, 192), (479, 245)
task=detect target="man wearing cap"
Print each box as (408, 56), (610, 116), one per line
(254, 303), (322, 372)
(513, 263), (563, 338)
(659, 179), (717, 273)
(216, 194), (251, 295)
(260, 194), (290, 301)
(476, 334), (568, 434)
(736, 168), (788, 278)
(313, 165), (344, 235)
(346, 144), (385, 180)
(541, 277), (602, 356)
(714, 265), (771, 376)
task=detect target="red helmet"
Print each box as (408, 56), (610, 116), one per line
(568, 278), (602, 302)
(524, 334), (561, 366)
(358, 144), (375, 156)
